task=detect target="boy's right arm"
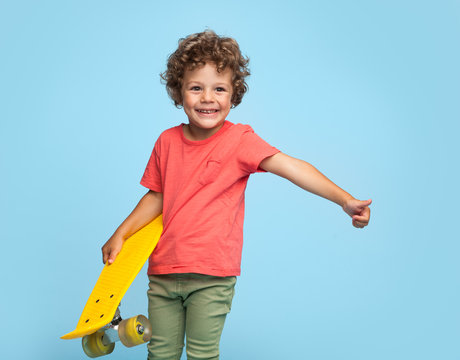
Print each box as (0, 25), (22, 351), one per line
(101, 190), (163, 264)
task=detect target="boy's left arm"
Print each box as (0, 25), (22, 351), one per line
(260, 152), (371, 228)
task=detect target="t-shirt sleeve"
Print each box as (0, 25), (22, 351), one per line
(237, 126), (280, 174)
(140, 138), (162, 192)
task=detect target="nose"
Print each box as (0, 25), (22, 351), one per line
(201, 89), (214, 103)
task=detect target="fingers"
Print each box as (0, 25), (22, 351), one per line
(353, 206), (370, 220)
(102, 249), (112, 265)
(107, 250), (119, 264)
(352, 219), (368, 228)
(101, 243), (121, 265)
(343, 198), (372, 228)
(102, 244), (108, 264)
(357, 199), (372, 209)
(352, 209), (370, 228)
(343, 198), (372, 219)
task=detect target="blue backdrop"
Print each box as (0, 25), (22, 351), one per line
(1, 1), (459, 359)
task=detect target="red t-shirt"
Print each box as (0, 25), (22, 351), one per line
(140, 121), (279, 276)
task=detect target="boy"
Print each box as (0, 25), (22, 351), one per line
(102, 30), (371, 360)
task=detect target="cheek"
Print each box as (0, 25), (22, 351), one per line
(182, 95), (194, 109)
(227, 91), (234, 106)
(224, 96), (233, 109)
(219, 92), (232, 105)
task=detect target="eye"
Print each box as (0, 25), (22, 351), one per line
(190, 86), (201, 91)
(216, 87), (226, 92)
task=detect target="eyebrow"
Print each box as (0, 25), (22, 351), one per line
(184, 81), (231, 87)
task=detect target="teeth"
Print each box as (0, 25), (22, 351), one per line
(197, 110), (217, 114)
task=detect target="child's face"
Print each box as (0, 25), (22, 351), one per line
(181, 62), (233, 140)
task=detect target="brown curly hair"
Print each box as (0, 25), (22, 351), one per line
(161, 30), (250, 108)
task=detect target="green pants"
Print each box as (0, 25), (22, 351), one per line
(147, 273), (237, 360)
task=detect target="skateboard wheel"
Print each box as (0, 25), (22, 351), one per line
(118, 315), (152, 347)
(82, 331), (115, 358)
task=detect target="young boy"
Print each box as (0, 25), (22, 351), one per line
(102, 30), (371, 360)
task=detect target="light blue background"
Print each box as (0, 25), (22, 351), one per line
(1, 0), (459, 359)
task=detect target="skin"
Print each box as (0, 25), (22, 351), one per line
(102, 190), (162, 264)
(181, 62), (233, 141)
(259, 153), (372, 228)
(102, 62), (371, 264)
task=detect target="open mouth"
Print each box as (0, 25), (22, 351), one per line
(196, 109), (218, 114)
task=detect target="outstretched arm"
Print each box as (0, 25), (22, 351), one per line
(259, 152), (371, 228)
(101, 190), (163, 264)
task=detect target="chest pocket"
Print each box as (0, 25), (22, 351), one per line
(198, 159), (222, 185)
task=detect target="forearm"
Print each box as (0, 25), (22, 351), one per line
(113, 190), (163, 240)
(288, 159), (353, 206)
(260, 153), (353, 206)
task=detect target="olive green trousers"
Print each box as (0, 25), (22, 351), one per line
(147, 273), (236, 360)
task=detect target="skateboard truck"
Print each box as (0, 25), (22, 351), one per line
(82, 304), (152, 358)
(99, 306), (122, 346)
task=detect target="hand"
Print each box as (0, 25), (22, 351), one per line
(101, 234), (124, 264)
(342, 198), (372, 229)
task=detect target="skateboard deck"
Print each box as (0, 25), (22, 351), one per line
(61, 215), (163, 341)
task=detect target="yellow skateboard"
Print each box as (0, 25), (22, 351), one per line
(61, 215), (163, 358)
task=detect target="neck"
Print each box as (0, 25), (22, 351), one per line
(183, 122), (225, 141)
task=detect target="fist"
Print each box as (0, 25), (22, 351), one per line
(342, 198), (372, 228)
(101, 235), (124, 264)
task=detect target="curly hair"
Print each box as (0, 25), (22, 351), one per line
(161, 30), (250, 108)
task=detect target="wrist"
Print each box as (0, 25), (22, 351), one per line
(112, 228), (128, 242)
(340, 194), (355, 208)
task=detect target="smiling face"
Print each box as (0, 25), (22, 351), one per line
(181, 62), (233, 141)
